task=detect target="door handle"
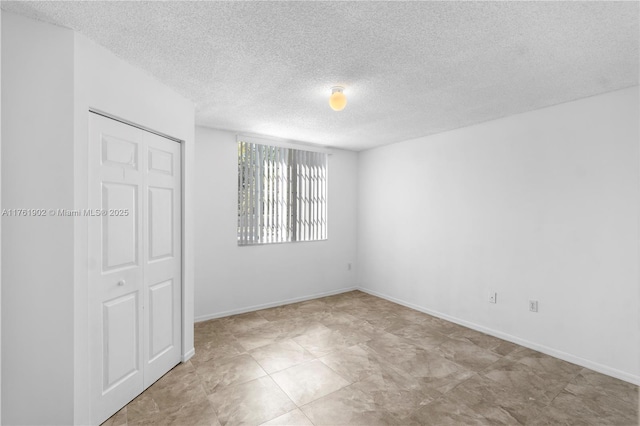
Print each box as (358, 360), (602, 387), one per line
(117, 280), (125, 287)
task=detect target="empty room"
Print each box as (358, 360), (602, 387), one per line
(1, 1), (638, 425)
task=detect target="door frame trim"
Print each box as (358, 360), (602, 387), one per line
(89, 109), (182, 143)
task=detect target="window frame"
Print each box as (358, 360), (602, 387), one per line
(237, 136), (329, 246)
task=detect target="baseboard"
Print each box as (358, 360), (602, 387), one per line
(181, 347), (195, 362)
(194, 286), (358, 323)
(358, 287), (640, 386)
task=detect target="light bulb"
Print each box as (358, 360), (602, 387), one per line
(329, 86), (347, 111)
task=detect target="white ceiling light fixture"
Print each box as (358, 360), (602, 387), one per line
(329, 86), (347, 111)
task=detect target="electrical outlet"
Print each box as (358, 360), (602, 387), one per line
(488, 292), (497, 304)
(529, 300), (538, 312)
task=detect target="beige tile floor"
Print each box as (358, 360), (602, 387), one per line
(103, 291), (639, 426)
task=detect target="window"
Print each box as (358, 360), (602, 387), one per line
(238, 139), (328, 245)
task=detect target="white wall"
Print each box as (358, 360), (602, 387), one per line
(358, 87), (640, 384)
(1, 11), (195, 425)
(194, 127), (358, 320)
(1, 7), (4, 424)
(1, 12), (75, 425)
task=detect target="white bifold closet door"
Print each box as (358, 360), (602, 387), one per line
(88, 113), (182, 425)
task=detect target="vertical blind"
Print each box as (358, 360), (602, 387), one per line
(238, 140), (327, 245)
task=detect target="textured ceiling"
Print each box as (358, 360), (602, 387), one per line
(2, 1), (638, 151)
